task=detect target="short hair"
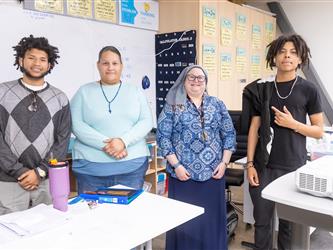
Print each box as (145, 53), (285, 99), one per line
(13, 35), (59, 73)
(266, 34), (311, 70)
(98, 46), (122, 64)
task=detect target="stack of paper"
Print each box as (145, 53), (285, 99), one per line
(0, 204), (69, 237)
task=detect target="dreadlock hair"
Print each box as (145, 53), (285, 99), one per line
(266, 34), (311, 70)
(12, 35), (60, 74)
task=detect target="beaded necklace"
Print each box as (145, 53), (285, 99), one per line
(99, 81), (122, 114)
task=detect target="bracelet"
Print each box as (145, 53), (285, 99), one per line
(246, 160), (254, 169)
(246, 164), (254, 169)
(171, 162), (181, 169)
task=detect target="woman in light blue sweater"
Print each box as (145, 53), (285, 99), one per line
(70, 46), (153, 193)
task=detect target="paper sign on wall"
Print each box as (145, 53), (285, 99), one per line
(251, 55), (261, 79)
(236, 47), (247, 73)
(202, 44), (217, 73)
(119, 0), (158, 31)
(35, 0), (64, 14)
(221, 17), (233, 47)
(202, 6), (217, 37)
(220, 53), (232, 81)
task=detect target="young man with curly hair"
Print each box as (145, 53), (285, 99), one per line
(0, 35), (71, 214)
(243, 34), (324, 250)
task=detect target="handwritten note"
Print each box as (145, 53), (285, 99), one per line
(94, 0), (117, 23)
(35, 0), (64, 14)
(202, 6), (217, 37)
(220, 53), (232, 81)
(221, 17), (233, 47)
(236, 13), (247, 41)
(202, 44), (217, 73)
(67, 0), (92, 18)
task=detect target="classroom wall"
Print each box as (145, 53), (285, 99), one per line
(247, 0), (333, 116)
(159, 0), (276, 110)
(0, 0), (157, 123)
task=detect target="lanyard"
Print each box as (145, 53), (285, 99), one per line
(189, 97), (208, 142)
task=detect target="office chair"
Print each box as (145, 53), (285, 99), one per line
(225, 110), (248, 215)
(227, 111), (257, 249)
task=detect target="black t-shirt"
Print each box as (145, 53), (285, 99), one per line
(268, 77), (322, 171)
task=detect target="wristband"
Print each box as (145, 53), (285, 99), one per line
(246, 164), (254, 169)
(246, 160), (254, 169)
(171, 162), (181, 169)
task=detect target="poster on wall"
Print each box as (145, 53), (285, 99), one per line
(251, 24), (261, 50)
(202, 44), (217, 74)
(155, 30), (196, 117)
(236, 13), (247, 41)
(236, 47), (247, 73)
(202, 6), (217, 37)
(67, 0), (92, 18)
(34, 0), (64, 14)
(265, 22), (274, 43)
(220, 17), (233, 47)
(119, 0), (158, 31)
(220, 53), (232, 81)
(250, 55), (261, 79)
(94, 0), (117, 23)
(24, 0), (117, 24)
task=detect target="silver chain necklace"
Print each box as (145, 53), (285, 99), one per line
(274, 75), (298, 99)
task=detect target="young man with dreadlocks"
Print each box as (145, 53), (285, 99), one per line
(243, 34), (324, 250)
(0, 35), (71, 214)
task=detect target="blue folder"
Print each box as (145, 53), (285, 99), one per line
(79, 188), (143, 205)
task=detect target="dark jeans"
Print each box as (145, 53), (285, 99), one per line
(74, 159), (148, 194)
(249, 167), (292, 250)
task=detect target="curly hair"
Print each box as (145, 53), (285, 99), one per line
(266, 34), (311, 70)
(12, 35), (60, 73)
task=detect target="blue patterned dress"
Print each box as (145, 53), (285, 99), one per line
(157, 94), (236, 250)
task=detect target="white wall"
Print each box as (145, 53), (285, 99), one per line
(0, 0), (157, 123)
(247, 0), (333, 102)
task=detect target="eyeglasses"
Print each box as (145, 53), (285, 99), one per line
(186, 74), (206, 83)
(28, 92), (37, 112)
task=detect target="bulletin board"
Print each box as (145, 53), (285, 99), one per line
(0, 2), (156, 120)
(155, 30), (197, 117)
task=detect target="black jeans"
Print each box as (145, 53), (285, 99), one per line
(249, 167), (292, 250)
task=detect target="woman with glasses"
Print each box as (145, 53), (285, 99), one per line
(70, 46), (153, 193)
(157, 65), (236, 250)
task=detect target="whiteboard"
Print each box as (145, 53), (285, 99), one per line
(0, 2), (156, 122)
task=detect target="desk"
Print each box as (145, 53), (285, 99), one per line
(262, 169), (333, 250)
(0, 191), (204, 250)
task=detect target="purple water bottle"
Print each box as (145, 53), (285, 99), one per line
(48, 160), (70, 212)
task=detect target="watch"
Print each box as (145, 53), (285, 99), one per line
(36, 167), (46, 179)
(171, 162), (181, 169)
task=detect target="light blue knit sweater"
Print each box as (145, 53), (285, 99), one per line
(70, 81), (153, 163)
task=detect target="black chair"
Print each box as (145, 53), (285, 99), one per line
(227, 111), (257, 249)
(225, 110), (248, 214)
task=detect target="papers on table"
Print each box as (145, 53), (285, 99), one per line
(0, 204), (69, 238)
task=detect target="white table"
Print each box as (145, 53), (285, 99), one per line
(262, 167), (333, 250)
(0, 191), (204, 250)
